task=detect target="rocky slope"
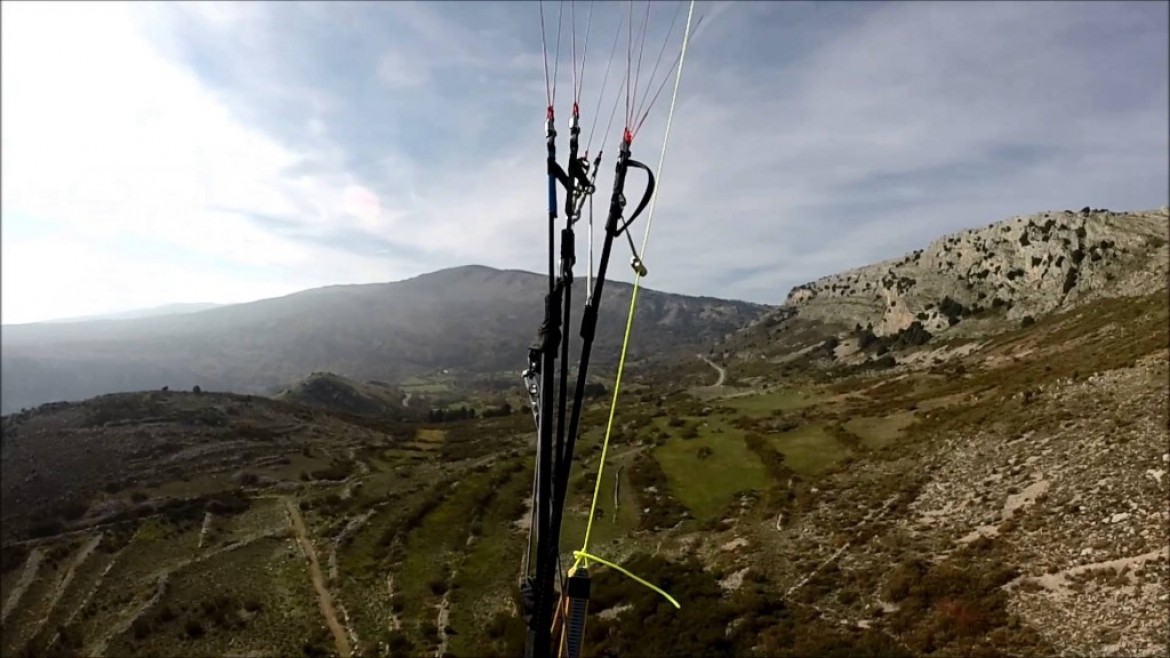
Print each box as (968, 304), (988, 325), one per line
(783, 207), (1168, 336)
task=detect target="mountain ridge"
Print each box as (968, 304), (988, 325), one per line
(0, 265), (769, 414)
(781, 207), (1167, 336)
(17, 303), (226, 326)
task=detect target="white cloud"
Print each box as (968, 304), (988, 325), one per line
(1, 1), (421, 323)
(377, 51), (430, 88)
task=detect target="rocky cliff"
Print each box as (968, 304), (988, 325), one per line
(784, 208), (1168, 336)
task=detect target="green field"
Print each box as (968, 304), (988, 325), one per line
(399, 376), (452, 394)
(844, 411), (916, 449)
(721, 387), (824, 416)
(768, 424), (849, 475)
(652, 417), (768, 521)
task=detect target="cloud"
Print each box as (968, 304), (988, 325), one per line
(377, 51), (430, 88)
(2, 0), (1166, 324)
(1, 1), (428, 323)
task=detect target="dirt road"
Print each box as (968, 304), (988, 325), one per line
(698, 354), (727, 387)
(283, 498), (352, 657)
(1, 547), (42, 625)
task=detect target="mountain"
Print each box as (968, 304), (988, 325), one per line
(717, 207), (1168, 371)
(30, 303), (225, 324)
(0, 265), (769, 414)
(783, 207), (1167, 337)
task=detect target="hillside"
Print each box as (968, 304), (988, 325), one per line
(276, 372), (415, 421)
(1, 208), (1166, 658)
(0, 265), (769, 414)
(713, 208), (1168, 374)
(784, 207), (1167, 336)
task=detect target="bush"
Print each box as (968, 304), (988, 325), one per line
(385, 630), (415, 657)
(206, 490), (251, 516)
(309, 463), (352, 481)
(131, 615), (155, 639)
(235, 472), (260, 487)
(421, 621), (440, 642)
(0, 545), (29, 574)
(184, 619), (205, 638)
(1062, 267), (1079, 294)
(54, 500), (88, 521)
(1020, 315), (1036, 328)
(27, 518), (64, 539)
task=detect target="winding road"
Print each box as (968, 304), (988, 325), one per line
(698, 354), (727, 387)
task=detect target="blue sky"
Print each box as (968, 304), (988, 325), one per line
(2, 0), (1167, 324)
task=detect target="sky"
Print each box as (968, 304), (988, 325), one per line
(2, 0), (1167, 325)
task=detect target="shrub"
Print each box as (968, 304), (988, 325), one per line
(385, 630), (415, 657)
(184, 619), (205, 638)
(0, 545), (29, 574)
(131, 615), (155, 639)
(55, 500), (88, 521)
(1062, 267), (1079, 295)
(421, 621), (440, 642)
(27, 518), (64, 539)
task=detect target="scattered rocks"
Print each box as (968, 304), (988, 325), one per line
(721, 537), (749, 552)
(903, 356), (1167, 656)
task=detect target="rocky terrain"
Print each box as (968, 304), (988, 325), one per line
(783, 207), (1167, 337)
(1, 207), (1166, 657)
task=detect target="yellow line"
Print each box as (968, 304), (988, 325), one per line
(573, 551), (680, 609)
(570, 0), (695, 616)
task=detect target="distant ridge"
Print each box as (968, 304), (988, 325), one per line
(25, 302), (224, 325)
(0, 265), (768, 413)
